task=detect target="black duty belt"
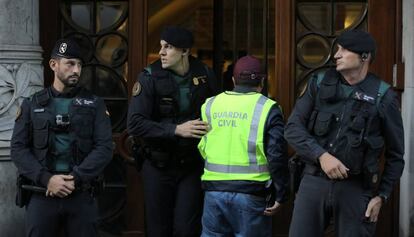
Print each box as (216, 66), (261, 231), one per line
(22, 184), (92, 194)
(304, 165), (363, 180)
(304, 165), (328, 178)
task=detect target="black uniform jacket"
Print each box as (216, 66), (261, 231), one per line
(202, 85), (289, 203)
(126, 58), (218, 163)
(285, 71), (404, 198)
(11, 86), (113, 187)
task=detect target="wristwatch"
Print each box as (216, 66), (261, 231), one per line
(379, 194), (388, 204)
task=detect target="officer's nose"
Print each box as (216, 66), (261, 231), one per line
(334, 49), (342, 60)
(73, 64), (81, 74)
(333, 50), (341, 60)
(159, 47), (166, 56)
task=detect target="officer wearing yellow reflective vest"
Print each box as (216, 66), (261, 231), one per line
(198, 55), (289, 236)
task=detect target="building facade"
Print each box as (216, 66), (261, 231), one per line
(0, 0), (412, 236)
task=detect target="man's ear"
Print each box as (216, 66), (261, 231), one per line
(49, 59), (57, 71)
(183, 49), (189, 56)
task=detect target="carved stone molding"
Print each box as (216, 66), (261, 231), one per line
(0, 62), (43, 158)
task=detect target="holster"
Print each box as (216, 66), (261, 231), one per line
(89, 175), (104, 197)
(15, 175), (32, 208)
(288, 155), (305, 194)
(363, 166), (380, 191)
(132, 138), (149, 171)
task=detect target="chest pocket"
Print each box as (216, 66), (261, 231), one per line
(313, 111), (333, 136)
(191, 80), (210, 102)
(72, 106), (95, 138)
(155, 77), (178, 117)
(32, 119), (49, 149)
(190, 76), (212, 119)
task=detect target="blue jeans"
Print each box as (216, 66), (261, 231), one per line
(201, 191), (272, 237)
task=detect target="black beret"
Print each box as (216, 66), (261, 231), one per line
(51, 38), (82, 60)
(337, 30), (376, 55)
(160, 26), (194, 48)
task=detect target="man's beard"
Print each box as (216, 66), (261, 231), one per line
(59, 74), (79, 88)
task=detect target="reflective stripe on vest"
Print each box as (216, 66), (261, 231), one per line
(200, 93), (274, 177)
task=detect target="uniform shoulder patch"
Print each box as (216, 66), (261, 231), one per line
(15, 106), (22, 121)
(132, 81), (141, 96)
(298, 82), (308, 98)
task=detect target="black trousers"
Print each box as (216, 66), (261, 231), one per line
(26, 191), (98, 237)
(289, 174), (377, 237)
(142, 159), (204, 237)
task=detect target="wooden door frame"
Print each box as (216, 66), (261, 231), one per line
(274, 0), (295, 118)
(123, 0), (147, 236)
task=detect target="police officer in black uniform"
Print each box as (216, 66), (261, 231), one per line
(127, 26), (218, 237)
(11, 38), (113, 237)
(285, 30), (405, 237)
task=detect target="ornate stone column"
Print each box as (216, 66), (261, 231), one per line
(401, 1), (414, 236)
(0, 0), (43, 236)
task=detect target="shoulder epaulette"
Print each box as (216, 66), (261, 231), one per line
(376, 81), (391, 107)
(34, 88), (50, 106)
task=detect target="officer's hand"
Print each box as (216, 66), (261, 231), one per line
(263, 201), (281, 216)
(175, 119), (209, 138)
(319, 152), (349, 179)
(365, 196), (383, 222)
(46, 175), (75, 198)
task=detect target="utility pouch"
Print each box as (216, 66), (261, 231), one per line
(159, 97), (176, 117)
(313, 111), (333, 136)
(363, 166), (379, 191)
(15, 175), (32, 208)
(362, 136), (383, 190)
(288, 155), (305, 194)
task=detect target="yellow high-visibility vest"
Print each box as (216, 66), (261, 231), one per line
(198, 91), (276, 181)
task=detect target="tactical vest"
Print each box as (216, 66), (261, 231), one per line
(144, 56), (214, 165)
(198, 92), (275, 182)
(29, 87), (97, 172)
(149, 56), (212, 123)
(308, 69), (390, 175)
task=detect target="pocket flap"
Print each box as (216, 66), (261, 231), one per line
(155, 78), (176, 96)
(366, 136), (384, 149)
(316, 111), (332, 122)
(32, 119), (48, 130)
(314, 111), (333, 136)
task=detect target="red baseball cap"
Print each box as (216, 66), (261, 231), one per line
(233, 55), (266, 82)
